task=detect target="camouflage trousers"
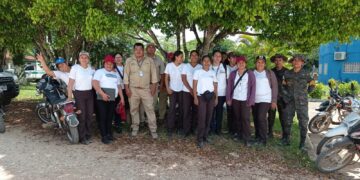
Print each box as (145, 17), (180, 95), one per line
(283, 100), (309, 143)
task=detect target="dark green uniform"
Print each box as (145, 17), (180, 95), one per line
(282, 68), (313, 146)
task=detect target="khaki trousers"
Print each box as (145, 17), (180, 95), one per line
(139, 89), (159, 122)
(129, 87), (157, 132)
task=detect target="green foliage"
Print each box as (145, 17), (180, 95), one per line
(338, 81), (360, 97)
(12, 53), (25, 66)
(309, 83), (327, 99)
(328, 78), (336, 89)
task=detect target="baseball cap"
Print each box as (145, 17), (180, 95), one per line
(79, 51), (90, 57)
(55, 57), (65, 64)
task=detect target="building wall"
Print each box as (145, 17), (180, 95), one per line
(318, 40), (360, 83)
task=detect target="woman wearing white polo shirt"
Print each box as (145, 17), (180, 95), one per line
(181, 50), (202, 137)
(67, 51), (95, 145)
(193, 55), (218, 148)
(93, 55), (124, 144)
(252, 56), (278, 146)
(165, 50), (184, 137)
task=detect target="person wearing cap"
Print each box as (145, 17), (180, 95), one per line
(124, 43), (158, 139)
(252, 56), (278, 146)
(210, 50), (230, 135)
(226, 56), (255, 146)
(36, 53), (70, 85)
(193, 55), (218, 148)
(181, 50), (202, 137)
(282, 55), (315, 150)
(267, 54), (289, 140)
(92, 55), (125, 144)
(67, 51), (95, 145)
(164, 50), (184, 138)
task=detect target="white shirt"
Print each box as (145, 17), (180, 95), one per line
(69, 64), (95, 91)
(181, 63), (202, 92)
(254, 70), (272, 103)
(164, 62), (184, 92)
(53, 71), (69, 85)
(227, 65), (237, 72)
(115, 65), (125, 89)
(193, 69), (218, 96)
(93, 68), (120, 98)
(211, 64), (229, 96)
(233, 71), (248, 101)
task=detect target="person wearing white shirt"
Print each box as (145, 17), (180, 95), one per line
(67, 51), (95, 145)
(36, 53), (70, 85)
(93, 55), (124, 144)
(113, 53), (128, 133)
(181, 50), (202, 137)
(224, 52), (237, 135)
(252, 56), (278, 146)
(210, 50), (229, 135)
(193, 55), (218, 148)
(165, 50), (184, 137)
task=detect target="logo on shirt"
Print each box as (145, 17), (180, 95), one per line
(105, 73), (117, 79)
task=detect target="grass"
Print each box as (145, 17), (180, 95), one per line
(15, 84), (42, 101)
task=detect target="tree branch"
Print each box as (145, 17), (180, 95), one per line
(125, 33), (150, 43)
(190, 24), (202, 45)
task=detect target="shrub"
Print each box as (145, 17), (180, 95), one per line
(338, 81), (360, 97)
(309, 83), (327, 99)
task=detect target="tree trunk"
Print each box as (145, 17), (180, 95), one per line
(182, 28), (188, 60)
(176, 30), (181, 51)
(1, 47), (6, 67)
(200, 26), (218, 56)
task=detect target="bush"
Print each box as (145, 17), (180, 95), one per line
(309, 83), (327, 99)
(338, 81), (360, 97)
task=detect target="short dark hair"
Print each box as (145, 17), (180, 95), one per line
(172, 50), (183, 61)
(212, 50), (222, 56)
(133, 43), (144, 49)
(114, 52), (123, 57)
(189, 50), (199, 56)
(201, 55), (212, 63)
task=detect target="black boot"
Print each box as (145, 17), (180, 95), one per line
(299, 137), (306, 151)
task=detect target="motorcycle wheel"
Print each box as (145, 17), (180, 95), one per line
(36, 106), (52, 123)
(308, 114), (331, 134)
(61, 116), (79, 144)
(316, 135), (344, 155)
(0, 115), (5, 133)
(316, 144), (355, 173)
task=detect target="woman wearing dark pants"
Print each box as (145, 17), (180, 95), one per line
(181, 50), (202, 136)
(67, 51), (95, 145)
(165, 50), (184, 137)
(93, 55), (124, 144)
(252, 56), (278, 145)
(226, 56), (255, 146)
(193, 55), (218, 148)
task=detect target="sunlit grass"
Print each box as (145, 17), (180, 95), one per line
(15, 84), (42, 101)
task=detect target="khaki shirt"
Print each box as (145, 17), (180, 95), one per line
(124, 56), (158, 89)
(147, 54), (165, 82)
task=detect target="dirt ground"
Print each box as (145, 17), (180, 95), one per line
(0, 101), (357, 180)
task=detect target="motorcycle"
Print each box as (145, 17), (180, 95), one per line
(316, 122), (360, 173)
(308, 83), (352, 134)
(35, 75), (79, 144)
(0, 89), (5, 133)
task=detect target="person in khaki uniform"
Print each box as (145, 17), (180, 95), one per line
(139, 43), (165, 123)
(124, 43), (158, 139)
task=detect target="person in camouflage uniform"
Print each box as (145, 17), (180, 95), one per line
(282, 55), (315, 150)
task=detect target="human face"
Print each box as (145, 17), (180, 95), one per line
(255, 59), (266, 72)
(79, 55), (89, 66)
(104, 61), (114, 71)
(174, 54), (184, 64)
(190, 52), (199, 64)
(213, 52), (222, 65)
(274, 58), (284, 69)
(115, 54), (123, 65)
(237, 61), (246, 70)
(202, 57), (211, 70)
(229, 57), (236, 66)
(134, 46), (144, 59)
(57, 63), (68, 72)
(146, 45), (156, 56)
(292, 58), (304, 69)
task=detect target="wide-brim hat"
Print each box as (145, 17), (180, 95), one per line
(270, 54), (288, 63)
(79, 51), (90, 58)
(289, 55), (305, 63)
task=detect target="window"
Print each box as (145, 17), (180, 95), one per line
(318, 64), (322, 74)
(324, 63), (328, 75)
(25, 66), (34, 71)
(343, 62), (360, 73)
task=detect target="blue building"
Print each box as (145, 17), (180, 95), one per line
(318, 40), (360, 84)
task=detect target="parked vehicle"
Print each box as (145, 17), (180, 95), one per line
(24, 62), (45, 82)
(316, 123), (360, 173)
(308, 83), (352, 134)
(36, 75), (79, 144)
(0, 89), (5, 133)
(0, 68), (19, 105)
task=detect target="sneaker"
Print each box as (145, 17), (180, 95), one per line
(280, 138), (290, 146)
(131, 130), (138, 137)
(107, 135), (116, 141)
(203, 137), (212, 144)
(151, 132), (158, 139)
(197, 141), (204, 149)
(80, 139), (90, 145)
(102, 137), (111, 144)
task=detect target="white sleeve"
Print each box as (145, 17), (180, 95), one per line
(53, 71), (60, 78)
(181, 64), (188, 75)
(93, 70), (102, 81)
(69, 65), (77, 79)
(213, 72), (218, 83)
(193, 70), (199, 80)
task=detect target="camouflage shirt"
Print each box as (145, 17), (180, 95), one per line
(283, 68), (313, 104)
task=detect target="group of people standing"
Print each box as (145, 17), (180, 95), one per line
(37, 42), (314, 151)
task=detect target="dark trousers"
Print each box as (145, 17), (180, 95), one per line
(285, 100), (309, 143)
(268, 101), (287, 137)
(197, 96), (214, 142)
(97, 100), (115, 138)
(227, 105), (235, 134)
(114, 89), (129, 128)
(252, 103), (271, 143)
(210, 96), (226, 134)
(232, 100), (251, 141)
(167, 91), (183, 132)
(74, 90), (94, 141)
(182, 92), (197, 134)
